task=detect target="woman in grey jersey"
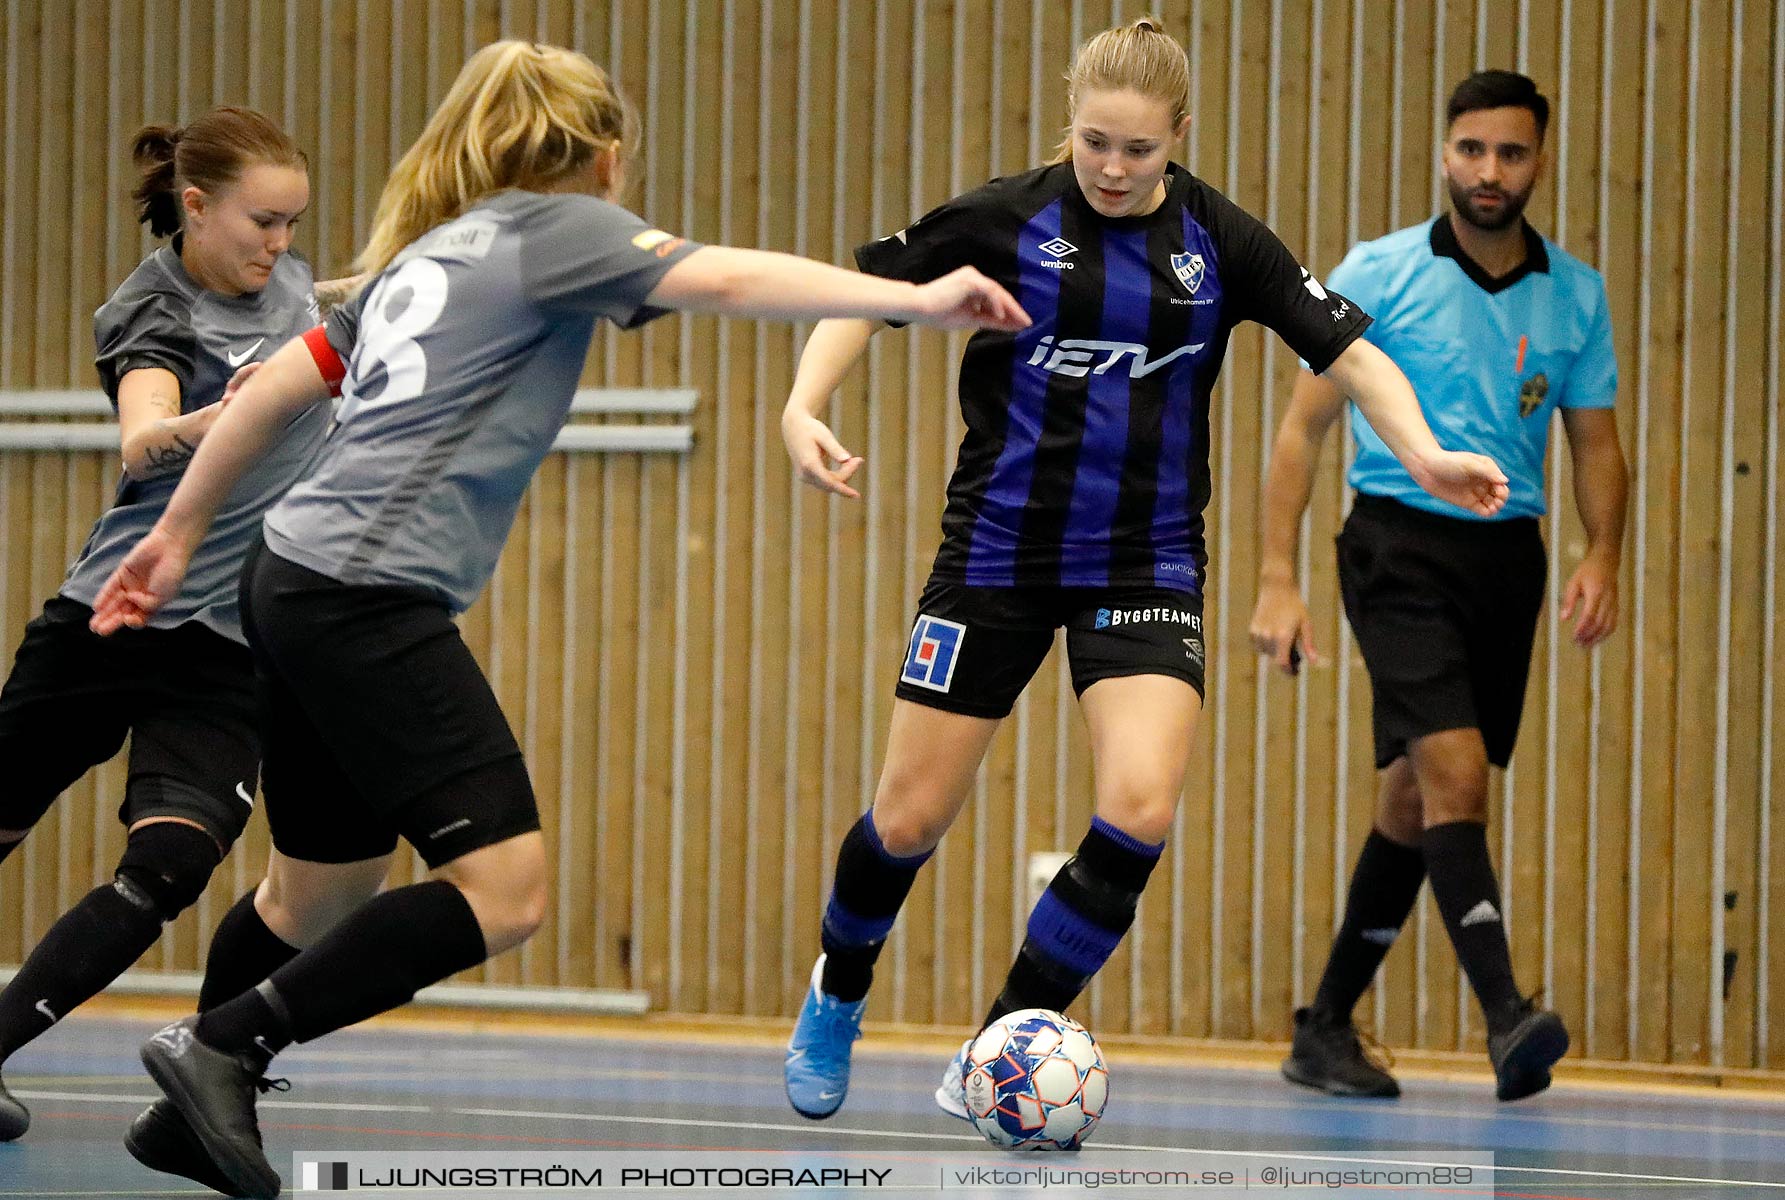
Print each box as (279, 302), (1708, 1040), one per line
(0, 108), (336, 1174)
(88, 41), (1028, 1199)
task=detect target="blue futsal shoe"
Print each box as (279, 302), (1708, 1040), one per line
(933, 1036), (973, 1122)
(785, 956), (866, 1119)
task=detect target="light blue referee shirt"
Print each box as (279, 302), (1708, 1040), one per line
(1325, 216), (1617, 520)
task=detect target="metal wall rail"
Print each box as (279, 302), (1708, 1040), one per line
(0, 388), (699, 454)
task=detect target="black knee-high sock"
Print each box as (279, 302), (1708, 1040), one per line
(0, 822), (221, 1063)
(197, 891), (299, 1012)
(1310, 829), (1426, 1021)
(0, 884), (165, 1062)
(984, 817), (1164, 1029)
(198, 880), (486, 1065)
(1422, 819), (1521, 1029)
(818, 811), (933, 1003)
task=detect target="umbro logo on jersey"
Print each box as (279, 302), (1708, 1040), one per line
(1027, 335), (1206, 379)
(1037, 237), (1078, 269)
(226, 338), (265, 367)
(1460, 900), (1503, 927)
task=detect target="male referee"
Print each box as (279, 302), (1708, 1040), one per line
(1249, 70), (1628, 1102)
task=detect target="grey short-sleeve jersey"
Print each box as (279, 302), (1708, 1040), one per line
(60, 247), (329, 642)
(264, 190), (700, 612)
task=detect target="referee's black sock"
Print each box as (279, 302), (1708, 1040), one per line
(1309, 829), (1426, 1022)
(197, 890), (299, 1012)
(199, 880), (486, 1065)
(983, 817), (1163, 1029)
(0, 882), (163, 1062)
(1422, 819), (1522, 1029)
(819, 812), (933, 1003)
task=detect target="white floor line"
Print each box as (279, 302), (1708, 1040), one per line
(14, 1089), (430, 1114)
(450, 1105), (1785, 1190)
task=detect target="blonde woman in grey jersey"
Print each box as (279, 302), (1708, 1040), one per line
(90, 40), (1028, 1200)
(0, 109), (339, 1178)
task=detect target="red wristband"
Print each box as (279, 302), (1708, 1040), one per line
(302, 325), (347, 396)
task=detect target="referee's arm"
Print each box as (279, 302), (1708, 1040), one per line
(1557, 407), (1628, 647)
(1251, 368), (1349, 675)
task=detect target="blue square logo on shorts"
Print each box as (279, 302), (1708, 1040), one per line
(902, 615), (966, 692)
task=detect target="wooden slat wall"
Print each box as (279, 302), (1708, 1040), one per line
(0, 0), (1781, 1069)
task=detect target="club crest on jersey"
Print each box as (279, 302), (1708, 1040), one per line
(901, 615), (965, 692)
(1518, 372), (1549, 418)
(1171, 252), (1206, 294)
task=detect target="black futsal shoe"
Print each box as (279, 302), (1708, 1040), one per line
(1487, 998), (1569, 1102)
(140, 1016), (285, 1199)
(0, 1070), (28, 1140)
(1281, 1006), (1401, 1098)
(126, 1097), (252, 1197)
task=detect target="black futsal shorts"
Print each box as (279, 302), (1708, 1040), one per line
(0, 595), (257, 848)
(892, 578), (1206, 719)
(240, 541), (539, 869)
(1337, 493), (1546, 769)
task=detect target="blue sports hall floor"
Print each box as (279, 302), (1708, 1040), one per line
(3, 1002), (1783, 1198)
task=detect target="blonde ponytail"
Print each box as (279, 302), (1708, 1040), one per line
(355, 41), (636, 278)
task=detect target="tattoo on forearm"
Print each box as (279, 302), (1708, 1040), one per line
(146, 388), (180, 419)
(140, 427), (198, 478)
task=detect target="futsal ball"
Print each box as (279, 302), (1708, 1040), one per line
(961, 1008), (1108, 1151)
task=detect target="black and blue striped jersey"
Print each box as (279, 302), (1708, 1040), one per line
(858, 162), (1370, 595)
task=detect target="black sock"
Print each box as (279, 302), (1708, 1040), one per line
(1422, 819), (1521, 1028)
(983, 817), (1164, 1029)
(199, 879), (486, 1063)
(197, 891), (299, 1012)
(819, 812), (932, 1003)
(0, 882), (164, 1062)
(1310, 830), (1426, 1021)
(196, 981), (293, 1070)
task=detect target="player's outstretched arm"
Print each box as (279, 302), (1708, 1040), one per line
(1250, 369), (1348, 675)
(1322, 338), (1510, 518)
(646, 246), (1030, 332)
(783, 318), (875, 499)
(89, 336), (331, 635)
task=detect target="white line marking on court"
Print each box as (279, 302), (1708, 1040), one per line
(14, 1089), (429, 1114)
(452, 1106), (985, 1144)
(451, 1106), (1785, 1190)
(1107, 1084), (1785, 1141)
(257, 1100), (434, 1114)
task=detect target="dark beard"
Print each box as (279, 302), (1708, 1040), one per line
(1447, 176), (1531, 232)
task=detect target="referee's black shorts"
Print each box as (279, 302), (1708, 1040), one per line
(240, 541), (539, 870)
(1337, 493), (1546, 770)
